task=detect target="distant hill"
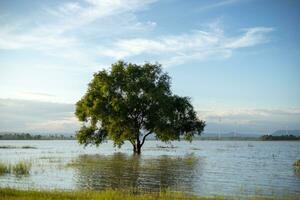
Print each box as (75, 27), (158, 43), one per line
(272, 130), (300, 136)
(196, 132), (261, 140)
(202, 132), (261, 138)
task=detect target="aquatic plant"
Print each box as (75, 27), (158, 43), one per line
(294, 159), (300, 167)
(0, 162), (10, 175)
(12, 161), (32, 176)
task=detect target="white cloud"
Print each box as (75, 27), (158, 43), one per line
(25, 116), (79, 133)
(20, 91), (55, 98)
(44, 0), (157, 33)
(197, 108), (300, 134)
(224, 27), (274, 48)
(0, 98), (79, 133)
(197, 0), (240, 11)
(0, 0), (157, 53)
(99, 25), (273, 66)
(1, 98), (299, 134)
(0, 0), (273, 68)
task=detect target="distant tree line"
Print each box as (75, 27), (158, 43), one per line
(260, 134), (300, 141)
(0, 133), (74, 140)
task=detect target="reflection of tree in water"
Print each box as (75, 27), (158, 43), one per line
(70, 153), (202, 192)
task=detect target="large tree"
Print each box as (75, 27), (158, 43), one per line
(75, 61), (205, 154)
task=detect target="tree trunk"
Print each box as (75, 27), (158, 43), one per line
(133, 138), (141, 154)
(132, 132), (152, 154)
(133, 145), (141, 154)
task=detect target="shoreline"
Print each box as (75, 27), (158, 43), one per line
(0, 188), (298, 200)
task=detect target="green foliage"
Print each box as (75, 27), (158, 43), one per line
(75, 61), (205, 153)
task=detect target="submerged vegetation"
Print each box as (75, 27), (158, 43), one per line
(0, 161), (32, 176)
(66, 153), (199, 191)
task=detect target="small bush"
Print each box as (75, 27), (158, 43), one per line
(12, 161), (32, 176)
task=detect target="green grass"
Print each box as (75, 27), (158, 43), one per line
(12, 161), (32, 176)
(0, 161), (32, 176)
(0, 188), (298, 200)
(0, 188), (202, 200)
(0, 162), (10, 175)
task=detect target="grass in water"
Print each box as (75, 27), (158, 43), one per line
(0, 161), (32, 176)
(12, 161), (32, 176)
(0, 162), (10, 175)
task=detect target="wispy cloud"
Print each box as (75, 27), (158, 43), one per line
(99, 25), (273, 66)
(197, 0), (241, 11)
(0, 0), (157, 58)
(0, 0), (272, 68)
(224, 27), (274, 48)
(21, 91), (55, 97)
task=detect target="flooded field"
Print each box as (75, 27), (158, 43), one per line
(0, 140), (299, 198)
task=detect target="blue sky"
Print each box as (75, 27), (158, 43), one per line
(0, 0), (299, 134)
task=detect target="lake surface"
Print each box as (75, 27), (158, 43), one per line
(0, 140), (299, 197)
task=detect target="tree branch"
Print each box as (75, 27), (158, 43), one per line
(140, 131), (152, 147)
(129, 139), (135, 146)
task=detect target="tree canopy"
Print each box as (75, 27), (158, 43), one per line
(75, 61), (205, 154)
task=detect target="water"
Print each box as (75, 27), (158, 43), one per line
(0, 140), (299, 197)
